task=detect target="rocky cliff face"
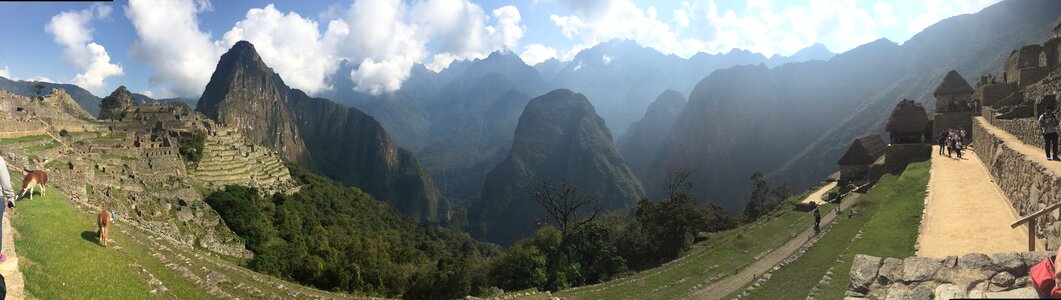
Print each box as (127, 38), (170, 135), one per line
(197, 41), (439, 222)
(99, 86), (136, 120)
(617, 89), (686, 180)
(473, 89), (644, 245)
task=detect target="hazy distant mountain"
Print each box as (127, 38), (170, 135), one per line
(650, 0), (1061, 212)
(197, 41), (441, 223)
(473, 89), (644, 245)
(417, 51), (548, 208)
(617, 89), (686, 181)
(0, 76), (102, 116)
(540, 40), (834, 138)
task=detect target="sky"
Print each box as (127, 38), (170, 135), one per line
(0, 0), (1002, 99)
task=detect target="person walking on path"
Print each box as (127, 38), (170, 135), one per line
(0, 154), (14, 264)
(960, 128), (967, 144)
(1040, 106), (1060, 161)
(956, 140), (964, 159)
(938, 131), (948, 155)
(812, 202), (822, 234)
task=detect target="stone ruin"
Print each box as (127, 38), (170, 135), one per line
(837, 134), (887, 186)
(931, 70), (976, 139)
(847, 252), (1051, 299)
(884, 99), (933, 171)
(978, 18), (1061, 120)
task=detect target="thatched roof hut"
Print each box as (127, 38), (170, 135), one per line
(838, 134), (887, 166)
(886, 99), (930, 134)
(934, 70), (974, 97)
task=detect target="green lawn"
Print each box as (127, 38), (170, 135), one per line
(736, 161), (929, 299)
(100, 154), (138, 161)
(24, 140), (60, 153)
(11, 173), (212, 299)
(557, 202), (832, 300)
(0, 135), (49, 145)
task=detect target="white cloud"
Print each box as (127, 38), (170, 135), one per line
(520, 44), (558, 65)
(874, 1), (897, 26)
(126, 0), (525, 97)
(45, 5), (123, 94)
(601, 54), (612, 65)
(221, 4), (342, 94)
(125, 0), (224, 98)
(907, 0), (1001, 33)
(547, 0), (999, 60)
(0, 66), (10, 79)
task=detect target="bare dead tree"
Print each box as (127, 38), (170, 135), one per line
(532, 178), (601, 236)
(660, 166), (696, 203)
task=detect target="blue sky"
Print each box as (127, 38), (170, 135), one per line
(0, 0), (1001, 99)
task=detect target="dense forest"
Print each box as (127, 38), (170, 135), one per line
(207, 166), (793, 298)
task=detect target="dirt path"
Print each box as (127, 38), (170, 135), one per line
(917, 145), (1031, 257)
(1, 209), (26, 299)
(800, 182), (837, 204)
(686, 194), (861, 300)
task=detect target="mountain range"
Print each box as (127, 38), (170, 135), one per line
(196, 41), (441, 223)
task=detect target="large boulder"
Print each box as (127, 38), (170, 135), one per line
(902, 256), (942, 283)
(991, 252), (1027, 276)
(850, 254), (883, 293)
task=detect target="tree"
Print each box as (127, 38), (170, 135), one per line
(660, 166), (696, 204)
(743, 171), (769, 221)
(31, 81), (44, 101)
(532, 179), (601, 237)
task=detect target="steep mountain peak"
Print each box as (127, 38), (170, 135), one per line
(197, 41), (285, 121)
(475, 88), (644, 245)
(99, 85), (136, 120)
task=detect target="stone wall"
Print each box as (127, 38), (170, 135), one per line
(884, 144), (931, 171)
(931, 111), (973, 139)
(846, 252), (1051, 299)
(982, 106), (1042, 148)
(974, 117), (1061, 249)
(980, 82), (1018, 107)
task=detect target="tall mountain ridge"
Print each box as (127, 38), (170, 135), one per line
(196, 41), (440, 223)
(473, 89), (644, 245)
(651, 0), (1061, 212)
(617, 89), (687, 180)
(0, 76), (102, 116)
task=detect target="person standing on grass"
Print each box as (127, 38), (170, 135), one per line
(1040, 105), (1059, 161)
(0, 153), (14, 264)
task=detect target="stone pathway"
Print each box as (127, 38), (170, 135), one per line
(917, 145), (1030, 257)
(685, 194), (862, 300)
(1, 210), (26, 299)
(800, 182), (837, 204)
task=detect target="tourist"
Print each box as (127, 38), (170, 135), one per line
(959, 128), (967, 143)
(937, 131), (948, 155)
(955, 140), (964, 159)
(812, 202), (821, 234)
(0, 153), (13, 264)
(1039, 105), (1059, 160)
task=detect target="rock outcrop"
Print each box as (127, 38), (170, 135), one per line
(100, 86), (136, 120)
(473, 89), (644, 245)
(197, 41), (440, 223)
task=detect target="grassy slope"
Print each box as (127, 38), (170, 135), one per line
(737, 161), (929, 299)
(556, 191), (833, 300)
(9, 171), (356, 299)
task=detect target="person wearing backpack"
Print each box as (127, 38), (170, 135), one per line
(812, 202), (821, 234)
(1040, 105), (1060, 161)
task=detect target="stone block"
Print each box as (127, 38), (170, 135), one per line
(959, 253), (995, 271)
(991, 252), (1027, 276)
(850, 254), (882, 293)
(879, 257), (903, 285)
(903, 256), (942, 283)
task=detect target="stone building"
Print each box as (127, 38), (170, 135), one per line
(886, 99), (930, 144)
(932, 71), (976, 138)
(837, 134), (887, 185)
